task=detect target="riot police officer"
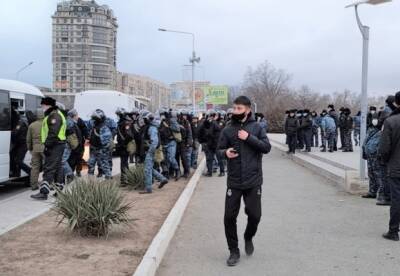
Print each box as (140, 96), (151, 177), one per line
(116, 108), (136, 185)
(87, 109), (113, 179)
(31, 97), (67, 200)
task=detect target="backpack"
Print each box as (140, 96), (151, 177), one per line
(67, 133), (79, 150)
(126, 140), (137, 155)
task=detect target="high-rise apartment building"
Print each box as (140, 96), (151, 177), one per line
(52, 0), (117, 93)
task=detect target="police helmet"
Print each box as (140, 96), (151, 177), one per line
(116, 107), (126, 117)
(92, 109), (105, 120)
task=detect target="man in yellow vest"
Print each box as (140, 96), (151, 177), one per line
(31, 97), (66, 200)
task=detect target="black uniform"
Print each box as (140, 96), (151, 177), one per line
(10, 115), (30, 177)
(116, 117), (135, 184)
(342, 109), (353, 152)
(198, 119), (221, 175)
(69, 117), (88, 176)
(40, 106), (66, 195)
(300, 113), (313, 152)
(217, 114), (271, 253)
(285, 116), (299, 153)
(175, 118), (193, 178)
(379, 107), (400, 235)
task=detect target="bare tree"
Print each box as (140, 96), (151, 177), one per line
(242, 61), (292, 131)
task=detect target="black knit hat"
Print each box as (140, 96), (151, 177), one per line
(41, 97), (56, 107)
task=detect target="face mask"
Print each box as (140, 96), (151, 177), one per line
(231, 112), (246, 122)
(372, 119), (379, 126)
(289, 113), (294, 117)
(303, 113), (308, 117)
(370, 110), (376, 114)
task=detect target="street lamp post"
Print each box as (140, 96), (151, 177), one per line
(16, 61), (34, 80)
(158, 28), (200, 112)
(346, 0), (391, 181)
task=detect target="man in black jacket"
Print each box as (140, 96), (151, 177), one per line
(300, 109), (312, 152)
(285, 109), (299, 154)
(379, 91), (400, 241)
(198, 110), (221, 177)
(217, 96), (271, 266)
(342, 108), (353, 152)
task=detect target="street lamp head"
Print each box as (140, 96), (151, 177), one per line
(367, 0), (392, 5)
(29, 61), (34, 65)
(346, 0), (391, 8)
(158, 28), (167, 32)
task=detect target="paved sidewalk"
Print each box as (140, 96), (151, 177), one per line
(268, 133), (361, 170)
(158, 149), (400, 276)
(0, 159), (121, 236)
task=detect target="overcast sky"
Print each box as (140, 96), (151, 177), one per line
(1, 0), (399, 96)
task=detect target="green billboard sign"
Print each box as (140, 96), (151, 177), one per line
(204, 85), (229, 105)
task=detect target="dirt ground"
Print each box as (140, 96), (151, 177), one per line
(0, 176), (190, 276)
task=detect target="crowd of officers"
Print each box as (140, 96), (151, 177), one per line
(284, 105), (360, 154)
(284, 94), (400, 241)
(9, 95), (269, 199)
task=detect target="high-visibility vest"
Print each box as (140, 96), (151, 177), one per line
(41, 110), (66, 144)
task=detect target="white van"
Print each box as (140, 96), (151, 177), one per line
(73, 90), (147, 121)
(0, 79), (44, 184)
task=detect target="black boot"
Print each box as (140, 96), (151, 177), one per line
(226, 250), (240, 267)
(244, 239), (254, 256)
(30, 192), (48, 200)
(158, 179), (168, 189)
(218, 172), (225, 177)
(362, 193), (376, 199)
(175, 169), (181, 181)
(376, 199), (391, 206)
(382, 232), (399, 241)
(203, 172), (212, 177)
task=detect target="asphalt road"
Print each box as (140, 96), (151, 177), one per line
(158, 149), (400, 276)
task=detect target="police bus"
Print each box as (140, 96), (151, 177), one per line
(0, 79), (44, 184)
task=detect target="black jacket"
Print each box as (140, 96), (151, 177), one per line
(198, 120), (220, 151)
(342, 115), (353, 131)
(217, 115), (271, 190)
(285, 117), (299, 135)
(378, 108), (400, 178)
(300, 115), (312, 131)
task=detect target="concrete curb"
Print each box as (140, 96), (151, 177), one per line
(133, 158), (206, 276)
(270, 140), (368, 194)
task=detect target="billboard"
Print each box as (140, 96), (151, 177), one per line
(204, 85), (228, 105)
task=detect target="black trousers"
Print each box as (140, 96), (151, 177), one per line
(68, 149), (83, 173)
(303, 129), (312, 150)
(10, 144), (30, 177)
(176, 143), (190, 175)
(224, 186), (262, 252)
(120, 152), (129, 184)
(287, 133), (297, 153)
(297, 130), (304, 149)
(41, 143), (65, 194)
(340, 127), (345, 148)
(389, 177), (400, 233)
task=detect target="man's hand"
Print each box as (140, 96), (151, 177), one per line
(238, 130), (249, 141)
(226, 148), (239, 159)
